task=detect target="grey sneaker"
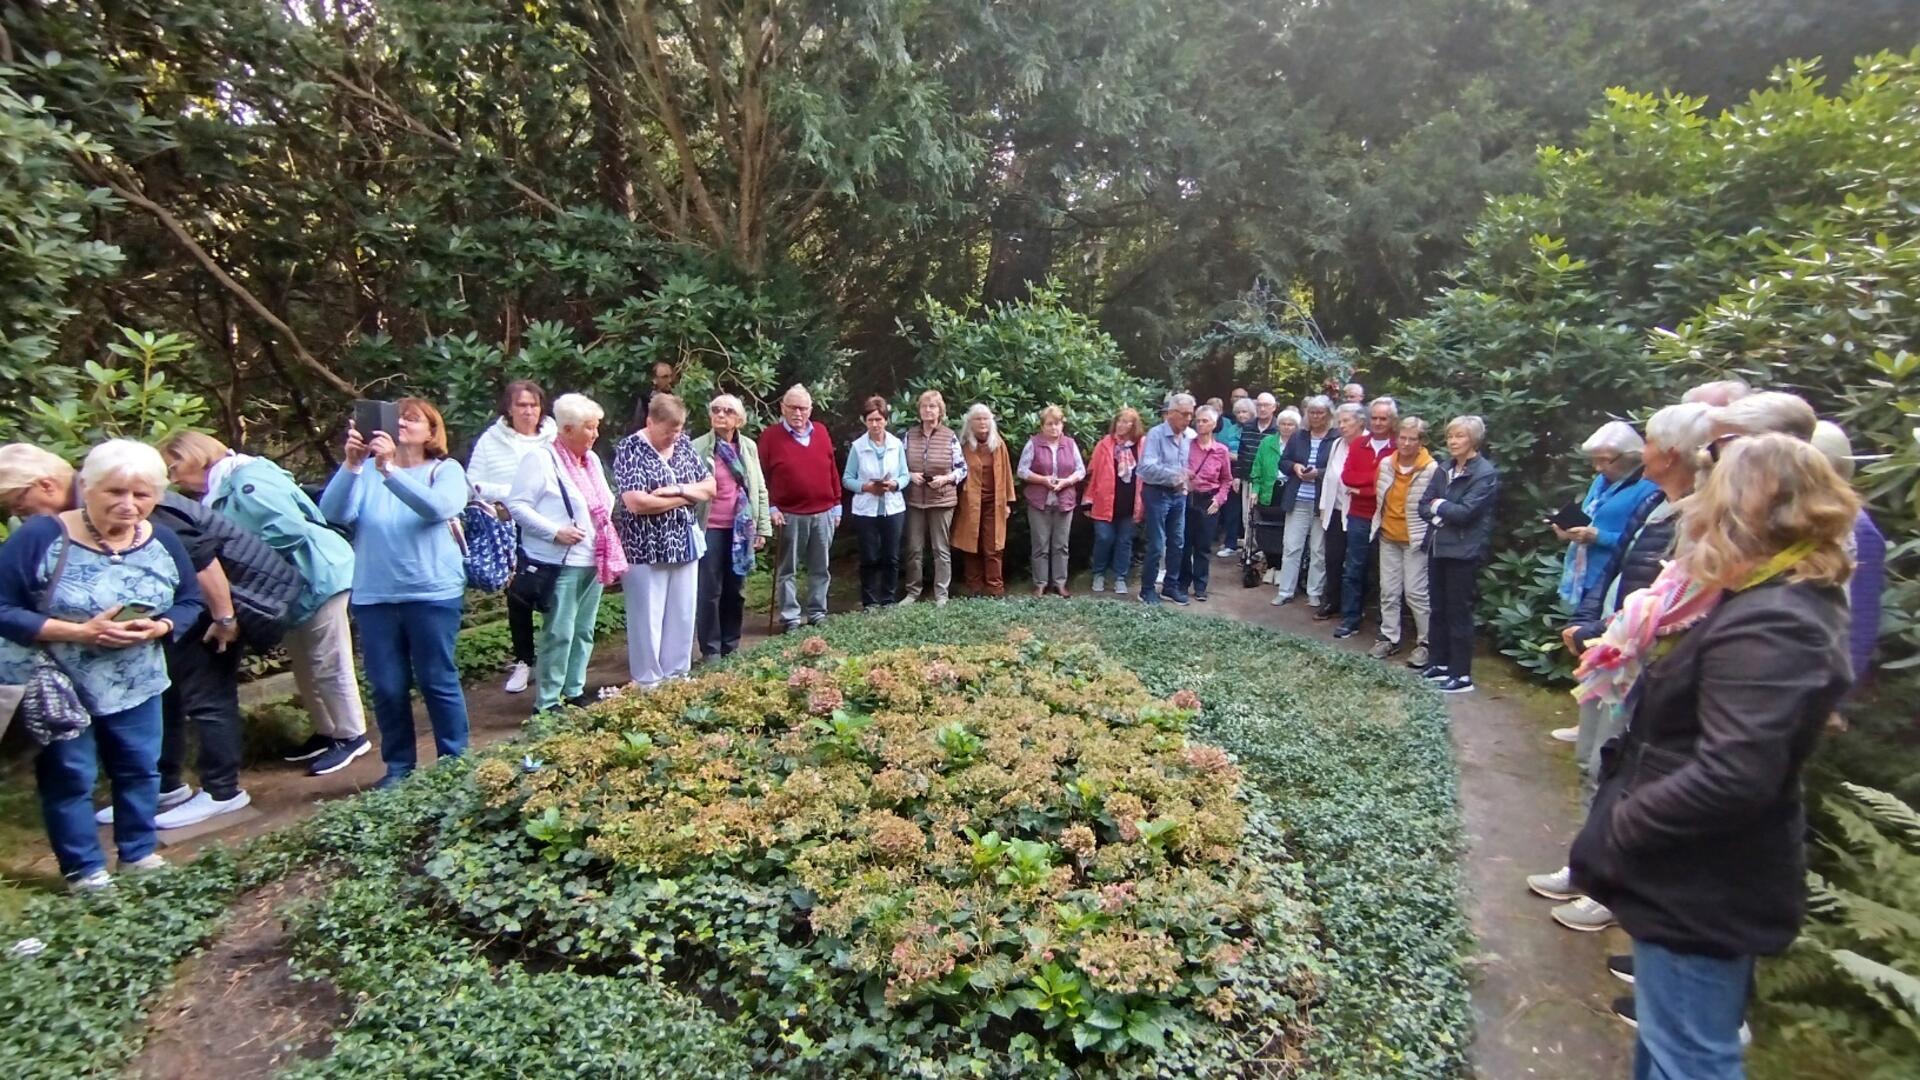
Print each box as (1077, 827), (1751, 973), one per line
(1552, 896), (1617, 932)
(1368, 638), (1400, 660)
(1405, 644), (1429, 668)
(97, 784), (192, 826)
(68, 869), (113, 892)
(1091, 574), (1106, 593)
(1526, 865), (1581, 901)
(121, 853), (169, 874)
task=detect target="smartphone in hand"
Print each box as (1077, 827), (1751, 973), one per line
(112, 602), (160, 623)
(353, 399), (401, 439)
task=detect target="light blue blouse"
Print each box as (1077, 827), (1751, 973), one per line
(318, 460), (469, 604)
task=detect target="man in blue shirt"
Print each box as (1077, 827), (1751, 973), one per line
(1137, 393), (1197, 605)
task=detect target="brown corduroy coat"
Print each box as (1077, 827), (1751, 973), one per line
(952, 440), (1016, 553)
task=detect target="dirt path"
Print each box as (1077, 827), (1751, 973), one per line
(1122, 558), (1633, 1078)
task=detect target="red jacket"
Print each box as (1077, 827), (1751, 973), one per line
(1084, 435), (1146, 524)
(757, 421), (841, 515)
(1341, 435), (1394, 520)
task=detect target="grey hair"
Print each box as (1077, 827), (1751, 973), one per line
(1644, 402), (1713, 464)
(1303, 394), (1333, 413)
(1256, 392), (1277, 407)
(1446, 415), (1487, 448)
(1196, 405), (1220, 425)
(1581, 419), (1645, 460)
(1164, 392), (1197, 414)
(780, 383), (812, 405)
(1811, 420), (1855, 480)
(0, 443), (73, 500)
(1343, 382), (1365, 397)
(1682, 378), (1753, 407)
(1277, 407), (1302, 426)
(81, 439), (169, 491)
(707, 393), (746, 419)
(1369, 396), (1399, 419)
(1399, 416), (1428, 438)
(1232, 398), (1256, 420)
(1712, 390), (1816, 440)
(1334, 402), (1363, 423)
(961, 403), (1002, 453)
(551, 393), (604, 430)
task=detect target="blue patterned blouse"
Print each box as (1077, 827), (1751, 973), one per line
(612, 432), (712, 566)
(0, 515), (203, 715)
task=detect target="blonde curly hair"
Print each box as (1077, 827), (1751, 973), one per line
(1679, 432), (1858, 591)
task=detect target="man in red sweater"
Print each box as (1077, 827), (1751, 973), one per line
(757, 384), (842, 630)
(1335, 397), (1398, 638)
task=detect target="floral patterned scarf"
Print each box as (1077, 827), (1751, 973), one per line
(715, 438), (756, 577)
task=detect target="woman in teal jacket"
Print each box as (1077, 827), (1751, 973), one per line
(161, 431), (369, 778)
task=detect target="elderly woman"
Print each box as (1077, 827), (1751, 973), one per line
(1018, 405), (1085, 598)
(507, 393), (618, 714)
(843, 396), (910, 609)
(320, 398), (471, 785)
(466, 379), (555, 695)
(1370, 416), (1438, 663)
(953, 404), (1017, 597)
(1172, 405), (1233, 601)
(1314, 402), (1365, 620)
(1085, 408), (1146, 596)
(1557, 420), (1660, 611)
(1218, 397), (1258, 556)
(614, 393), (716, 687)
(160, 430), (366, 777)
(0, 440), (203, 888)
(1246, 406), (1301, 580)
(1418, 416), (1499, 694)
(1530, 402), (1713, 932)
(901, 390), (967, 605)
(1569, 434), (1856, 1074)
(692, 394), (769, 658)
(1707, 389), (1817, 446)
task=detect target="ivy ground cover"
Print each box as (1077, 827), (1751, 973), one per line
(0, 601), (1469, 1077)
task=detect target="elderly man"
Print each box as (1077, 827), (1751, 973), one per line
(1229, 387), (1250, 406)
(1342, 382), (1366, 405)
(1137, 393), (1197, 606)
(1227, 394), (1280, 557)
(757, 385), (842, 630)
(1275, 396), (1337, 606)
(1334, 397), (1399, 638)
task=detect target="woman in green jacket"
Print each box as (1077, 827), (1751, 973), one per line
(691, 394), (771, 658)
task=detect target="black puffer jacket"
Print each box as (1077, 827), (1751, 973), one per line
(1568, 490), (1672, 643)
(1420, 455), (1499, 563)
(151, 492), (305, 647)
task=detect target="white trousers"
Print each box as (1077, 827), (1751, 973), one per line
(1378, 537), (1431, 646)
(284, 590), (367, 739)
(1277, 502), (1328, 602)
(624, 561), (699, 687)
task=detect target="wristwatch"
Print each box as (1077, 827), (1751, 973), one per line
(214, 615), (238, 627)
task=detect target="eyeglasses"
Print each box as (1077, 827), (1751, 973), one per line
(1706, 432), (1741, 463)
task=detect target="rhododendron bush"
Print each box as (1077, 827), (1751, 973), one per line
(425, 631), (1318, 1074)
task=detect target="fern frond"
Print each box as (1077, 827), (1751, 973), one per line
(1829, 949), (1920, 1035)
(1843, 783), (1920, 848)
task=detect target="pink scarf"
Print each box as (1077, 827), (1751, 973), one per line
(555, 445), (627, 585)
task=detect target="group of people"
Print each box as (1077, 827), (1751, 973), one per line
(1508, 380), (1879, 1079)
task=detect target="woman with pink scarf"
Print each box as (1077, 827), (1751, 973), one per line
(507, 393), (624, 714)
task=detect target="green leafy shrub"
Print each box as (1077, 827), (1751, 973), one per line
(430, 629), (1316, 1074)
(1751, 783), (1920, 1079)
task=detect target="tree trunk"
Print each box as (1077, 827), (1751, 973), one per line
(981, 152), (1060, 307)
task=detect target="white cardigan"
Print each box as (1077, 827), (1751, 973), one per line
(507, 447), (599, 568)
(467, 416), (557, 502)
(1317, 435), (1352, 528)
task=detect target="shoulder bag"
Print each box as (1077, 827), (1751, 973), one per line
(12, 530), (94, 745)
(506, 451), (577, 613)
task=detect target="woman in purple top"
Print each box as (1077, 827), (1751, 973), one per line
(1173, 406), (1235, 601)
(1017, 406), (1085, 597)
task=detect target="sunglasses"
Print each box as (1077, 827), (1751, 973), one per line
(1707, 432), (1741, 463)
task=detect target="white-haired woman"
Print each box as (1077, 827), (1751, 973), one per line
(953, 404), (1016, 597)
(508, 393), (619, 713)
(467, 378), (554, 694)
(0, 440), (204, 889)
(1556, 420), (1660, 611)
(692, 393), (768, 658)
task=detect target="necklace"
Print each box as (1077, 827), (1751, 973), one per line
(81, 509), (136, 563)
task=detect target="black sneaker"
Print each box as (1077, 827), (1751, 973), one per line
(1419, 665), (1451, 682)
(1170, 590), (1191, 605)
(1440, 675), (1476, 694)
(1193, 591), (1208, 602)
(309, 735), (370, 776)
(566, 692), (594, 708)
(283, 734), (333, 763)
(1332, 624), (1359, 639)
(807, 613), (829, 626)
(1608, 955), (1635, 985)
(781, 621), (802, 634)
(1611, 995), (1636, 1028)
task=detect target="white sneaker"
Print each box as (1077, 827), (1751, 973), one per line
(121, 853), (169, 874)
(1271, 592), (1292, 606)
(97, 784), (192, 826)
(504, 661), (532, 694)
(1215, 547), (1235, 558)
(155, 789), (252, 830)
(1113, 580), (1130, 596)
(1091, 574), (1106, 593)
(68, 869), (113, 892)
(1526, 865), (1581, 901)
(1551, 726), (1579, 743)
(1552, 896), (1617, 932)
(1156, 569), (1166, 585)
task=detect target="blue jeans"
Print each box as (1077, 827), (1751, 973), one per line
(1139, 485), (1186, 599)
(353, 598), (470, 779)
(1339, 512), (1375, 629)
(37, 694), (163, 879)
(1090, 517), (1135, 583)
(1178, 493), (1221, 596)
(1632, 939), (1753, 1080)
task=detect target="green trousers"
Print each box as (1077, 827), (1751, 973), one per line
(536, 566), (603, 711)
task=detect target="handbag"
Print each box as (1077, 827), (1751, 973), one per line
(506, 452), (577, 612)
(14, 534), (93, 745)
(462, 501), (516, 592)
